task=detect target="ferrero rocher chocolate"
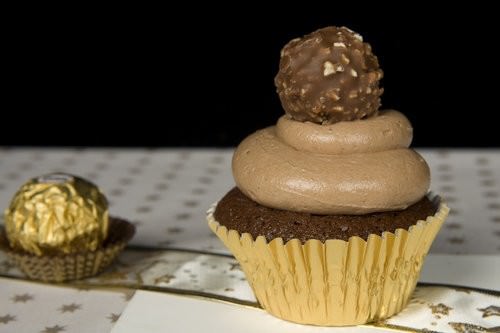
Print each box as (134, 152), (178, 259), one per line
(4, 173), (109, 256)
(275, 26), (384, 124)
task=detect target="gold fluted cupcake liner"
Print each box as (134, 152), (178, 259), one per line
(0, 217), (135, 282)
(207, 194), (449, 326)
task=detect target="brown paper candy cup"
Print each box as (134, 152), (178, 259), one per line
(0, 217), (135, 282)
(207, 194), (449, 326)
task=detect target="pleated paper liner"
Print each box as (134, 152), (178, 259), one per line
(208, 194), (449, 326)
(0, 217), (135, 283)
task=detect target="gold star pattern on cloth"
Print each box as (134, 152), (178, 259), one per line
(379, 287), (500, 332)
(430, 303), (453, 317)
(478, 305), (500, 318)
(11, 293), (34, 303)
(113, 285), (500, 332)
(40, 325), (65, 333)
(0, 253), (499, 332)
(448, 237), (465, 244)
(166, 227), (184, 234)
(0, 277), (130, 332)
(228, 262), (240, 271)
(108, 313), (120, 323)
(0, 149), (499, 332)
(448, 322), (496, 333)
(0, 314), (15, 324)
(58, 303), (81, 313)
(154, 274), (175, 284)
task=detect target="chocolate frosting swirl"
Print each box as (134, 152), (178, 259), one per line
(233, 111), (430, 215)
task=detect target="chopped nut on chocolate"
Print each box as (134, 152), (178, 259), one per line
(323, 61), (335, 76)
(274, 26), (384, 124)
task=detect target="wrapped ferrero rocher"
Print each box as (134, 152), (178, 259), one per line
(0, 173), (135, 282)
(5, 173), (109, 256)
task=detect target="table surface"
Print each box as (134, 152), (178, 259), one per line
(0, 148), (499, 332)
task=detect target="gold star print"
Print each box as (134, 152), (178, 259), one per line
(59, 303), (81, 313)
(229, 262), (240, 271)
(478, 305), (500, 318)
(157, 240), (172, 247)
(108, 313), (121, 323)
(11, 293), (34, 303)
(430, 303), (452, 316)
(448, 237), (465, 244)
(154, 274), (176, 284)
(489, 203), (500, 210)
(448, 322), (494, 333)
(176, 213), (190, 220)
(41, 325), (66, 333)
(0, 314), (16, 324)
(167, 227), (183, 234)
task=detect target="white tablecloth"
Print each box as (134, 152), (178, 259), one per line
(0, 148), (499, 332)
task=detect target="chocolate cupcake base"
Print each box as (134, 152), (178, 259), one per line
(0, 217), (135, 282)
(208, 192), (448, 326)
(214, 187), (437, 243)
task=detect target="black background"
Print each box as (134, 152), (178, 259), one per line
(4, 5), (499, 147)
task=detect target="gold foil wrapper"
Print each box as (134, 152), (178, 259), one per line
(0, 217), (135, 282)
(4, 173), (109, 256)
(207, 195), (449, 326)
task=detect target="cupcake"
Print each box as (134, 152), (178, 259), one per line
(208, 26), (449, 326)
(0, 173), (135, 282)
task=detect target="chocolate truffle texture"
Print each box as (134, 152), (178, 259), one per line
(275, 26), (384, 124)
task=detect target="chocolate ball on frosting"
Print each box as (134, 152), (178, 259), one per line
(275, 26), (384, 124)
